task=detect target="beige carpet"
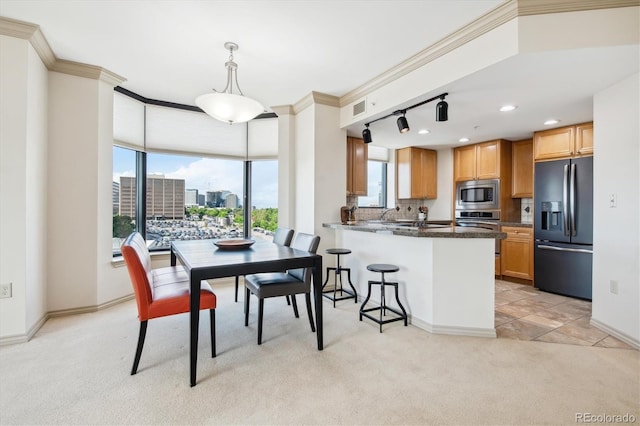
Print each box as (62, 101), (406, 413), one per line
(1, 278), (638, 425)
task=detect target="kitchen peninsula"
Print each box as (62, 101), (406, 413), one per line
(323, 222), (506, 337)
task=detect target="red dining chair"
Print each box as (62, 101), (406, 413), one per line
(121, 232), (217, 375)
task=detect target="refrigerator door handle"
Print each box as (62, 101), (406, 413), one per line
(563, 164), (569, 236)
(537, 244), (593, 254)
(570, 163), (576, 236)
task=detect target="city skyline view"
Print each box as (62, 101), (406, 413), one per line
(112, 148), (279, 209)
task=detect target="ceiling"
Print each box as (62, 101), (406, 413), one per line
(1, 1), (638, 150)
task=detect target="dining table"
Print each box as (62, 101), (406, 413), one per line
(170, 238), (324, 387)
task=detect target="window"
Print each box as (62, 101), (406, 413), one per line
(250, 160), (279, 240)
(112, 90), (279, 255)
(145, 153), (244, 250)
(112, 146), (137, 255)
(358, 161), (387, 207)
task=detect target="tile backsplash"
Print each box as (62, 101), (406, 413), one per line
(520, 198), (533, 224)
(345, 195), (431, 222)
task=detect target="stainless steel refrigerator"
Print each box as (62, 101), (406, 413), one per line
(534, 156), (593, 300)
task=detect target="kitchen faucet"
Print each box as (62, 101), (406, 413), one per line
(379, 206), (399, 221)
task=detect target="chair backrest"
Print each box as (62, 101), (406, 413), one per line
(121, 232), (154, 319)
(273, 228), (294, 247)
(287, 233), (321, 284)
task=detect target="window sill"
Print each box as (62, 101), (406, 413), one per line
(111, 250), (171, 267)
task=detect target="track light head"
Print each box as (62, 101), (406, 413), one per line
(397, 112), (410, 134)
(436, 97), (448, 122)
(362, 125), (372, 144)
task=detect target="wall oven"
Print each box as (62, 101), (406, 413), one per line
(455, 179), (500, 211)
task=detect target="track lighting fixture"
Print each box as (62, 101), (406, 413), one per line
(361, 92), (448, 143)
(436, 96), (448, 122)
(396, 111), (410, 134)
(362, 124), (372, 143)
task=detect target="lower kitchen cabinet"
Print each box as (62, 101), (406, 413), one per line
(501, 226), (533, 281)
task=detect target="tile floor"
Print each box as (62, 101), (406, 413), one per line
(495, 279), (634, 350)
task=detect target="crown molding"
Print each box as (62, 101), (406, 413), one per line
(517, 0), (639, 15)
(51, 59), (126, 86)
(293, 91), (340, 114)
(271, 105), (295, 116)
(0, 16), (125, 86)
(0, 16), (56, 68)
(339, 0), (639, 107)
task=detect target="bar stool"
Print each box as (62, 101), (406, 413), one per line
(321, 248), (357, 307)
(359, 264), (408, 333)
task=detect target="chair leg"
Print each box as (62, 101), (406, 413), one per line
(258, 299), (264, 345)
(305, 293), (316, 332)
(210, 309), (216, 358)
(290, 295), (300, 318)
(131, 320), (148, 375)
(286, 295), (291, 305)
(245, 288), (251, 326)
(235, 276), (239, 302)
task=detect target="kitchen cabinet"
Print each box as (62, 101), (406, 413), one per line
(533, 122), (593, 161)
(511, 139), (533, 198)
(453, 140), (509, 181)
(500, 226), (533, 281)
(396, 147), (437, 199)
(347, 137), (367, 196)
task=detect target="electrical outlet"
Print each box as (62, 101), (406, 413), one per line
(0, 282), (12, 298)
(609, 193), (617, 208)
(609, 280), (618, 295)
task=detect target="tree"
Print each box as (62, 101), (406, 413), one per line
(113, 215), (134, 238)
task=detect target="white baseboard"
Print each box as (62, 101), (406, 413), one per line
(0, 294), (134, 346)
(590, 318), (640, 350)
(410, 316), (497, 338)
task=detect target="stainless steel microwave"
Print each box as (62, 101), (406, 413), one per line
(455, 179), (500, 211)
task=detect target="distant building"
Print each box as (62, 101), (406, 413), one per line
(120, 175), (185, 219)
(112, 181), (119, 215)
(185, 188), (198, 206)
(197, 194), (205, 206)
(206, 190), (226, 207)
(225, 193), (239, 208)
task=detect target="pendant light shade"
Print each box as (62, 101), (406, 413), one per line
(196, 42), (264, 124)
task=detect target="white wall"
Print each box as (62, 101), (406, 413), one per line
(591, 73), (640, 345)
(294, 106), (315, 234)
(426, 148), (453, 221)
(0, 36), (48, 340)
(25, 39), (49, 330)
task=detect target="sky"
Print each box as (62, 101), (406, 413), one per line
(113, 148), (278, 208)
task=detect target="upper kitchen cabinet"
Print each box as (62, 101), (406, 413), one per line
(511, 139), (533, 198)
(575, 122), (594, 156)
(396, 147), (437, 199)
(453, 140), (511, 182)
(346, 137), (367, 196)
(533, 122), (593, 161)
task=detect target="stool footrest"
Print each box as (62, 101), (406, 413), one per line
(322, 288), (356, 302)
(360, 306), (406, 324)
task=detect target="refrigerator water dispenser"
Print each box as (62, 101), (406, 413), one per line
(540, 201), (563, 232)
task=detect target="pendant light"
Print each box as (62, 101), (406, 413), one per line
(196, 42), (264, 124)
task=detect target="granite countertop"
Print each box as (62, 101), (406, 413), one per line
(323, 222), (506, 239)
(500, 222), (533, 228)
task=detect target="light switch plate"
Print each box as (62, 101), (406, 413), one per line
(0, 282), (12, 298)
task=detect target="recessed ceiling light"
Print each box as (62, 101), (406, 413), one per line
(499, 105), (517, 112)
(418, 129), (430, 135)
(544, 119), (560, 125)
(459, 137), (470, 143)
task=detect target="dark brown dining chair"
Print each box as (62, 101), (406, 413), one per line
(121, 232), (217, 375)
(243, 233), (321, 344)
(234, 228), (294, 302)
